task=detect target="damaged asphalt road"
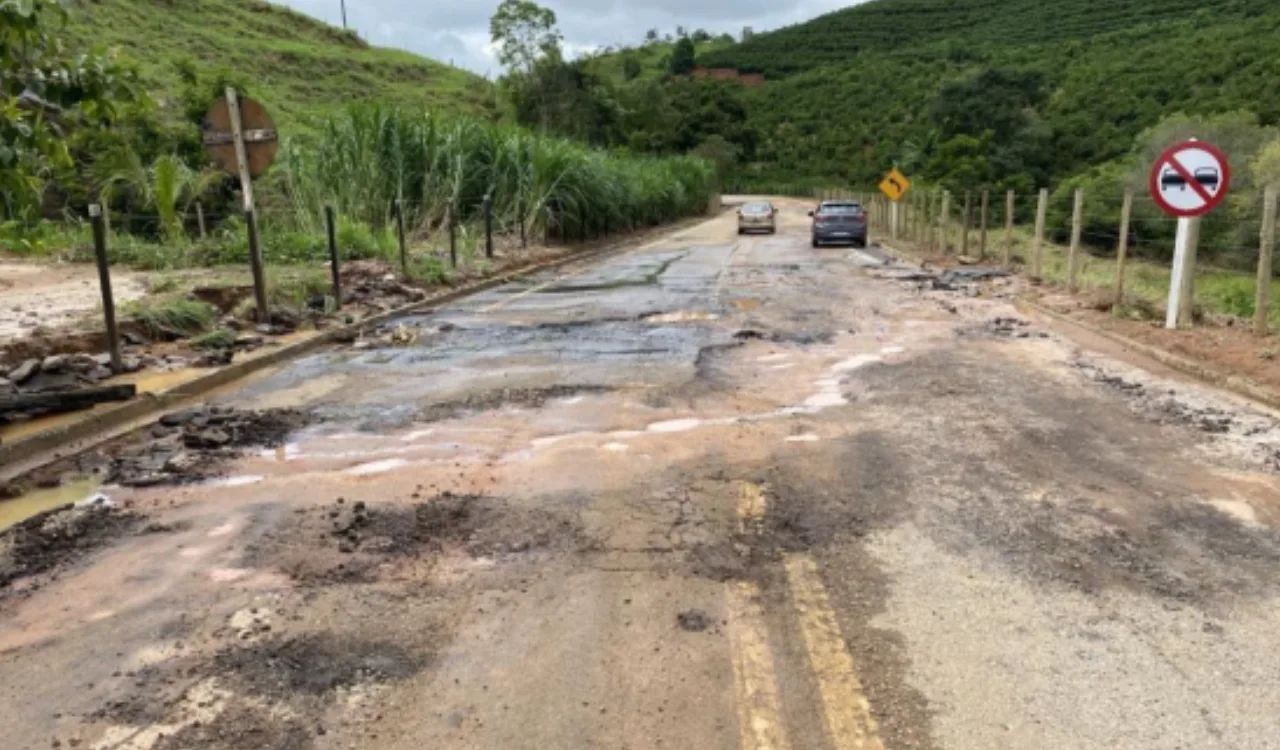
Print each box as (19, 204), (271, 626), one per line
(3, 201), (1280, 750)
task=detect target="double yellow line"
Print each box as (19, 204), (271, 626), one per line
(726, 482), (885, 750)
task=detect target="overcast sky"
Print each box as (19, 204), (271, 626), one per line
(277, 0), (861, 77)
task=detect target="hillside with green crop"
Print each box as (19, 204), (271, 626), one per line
(699, 0), (1276, 78)
(61, 0), (494, 128)
(689, 0), (1280, 195)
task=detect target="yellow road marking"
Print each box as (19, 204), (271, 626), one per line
(737, 481), (768, 535)
(726, 582), (793, 750)
(784, 554), (885, 750)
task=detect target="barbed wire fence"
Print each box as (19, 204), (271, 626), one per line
(729, 183), (1279, 337)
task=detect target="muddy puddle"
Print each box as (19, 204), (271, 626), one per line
(0, 477), (103, 532)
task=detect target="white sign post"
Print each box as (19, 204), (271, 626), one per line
(1148, 139), (1231, 329)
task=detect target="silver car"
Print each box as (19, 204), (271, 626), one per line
(737, 201), (777, 234)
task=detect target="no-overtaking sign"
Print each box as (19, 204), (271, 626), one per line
(1148, 140), (1231, 217)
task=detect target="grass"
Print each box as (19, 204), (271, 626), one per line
(190, 328), (237, 349)
(980, 226), (1280, 326)
(61, 0), (494, 131)
(123, 298), (218, 338)
(586, 38), (737, 84)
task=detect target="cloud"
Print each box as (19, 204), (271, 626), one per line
(275, 0), (861, 75)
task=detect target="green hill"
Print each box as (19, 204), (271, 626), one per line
(700, 0), (1275, 78)
(585, 37), (736, 84)
(62, 0), (494, 128)
(693, 0), (1280, 192)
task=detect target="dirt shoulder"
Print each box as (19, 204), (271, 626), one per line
(880, 238), (1280, 399)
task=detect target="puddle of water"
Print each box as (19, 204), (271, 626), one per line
(785, 434), (822, 443)
(124, 367), (208, 395)
(643, 311), (720, 324)
(262, 444), (302, 462)
(0, 477), (103, 532)
(1207, 498), (1262, 528)
(203, 475), (264, 488)
(648, 418), (705, 434)
(345, 458), (409, 476)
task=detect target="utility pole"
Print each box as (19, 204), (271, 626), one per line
(340, 0), (348, 30)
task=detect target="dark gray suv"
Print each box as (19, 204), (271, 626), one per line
(809, 201), (868, 248)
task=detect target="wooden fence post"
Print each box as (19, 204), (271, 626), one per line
(518, 195), (527, 250)
(195, 201), (207, 240)
(395, 198), (408, 274)
(1255, 185), (1277, 335)
(979, 189), (990, 260)
(1067, 188), (1085, 292)
(961, 191), (972, 257)
(325, 205), (341, 310)
(1003, 190), (1015, 267)
(89, 205), (123, 374)
(940, 191), (952, 254)
(1113, 189), (1134, 308)
(1032, 188), (1049, 278)
(448, 205), (458, 268)
(483, 193), (494, 259)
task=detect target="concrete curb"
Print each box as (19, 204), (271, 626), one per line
(1015, 299), (1280, 413)
(0, 218), (710, 475)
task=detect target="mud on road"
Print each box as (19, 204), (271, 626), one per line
(4, 203), (1280, 750)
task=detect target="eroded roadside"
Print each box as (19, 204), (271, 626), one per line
(3, 206), (1280, 750)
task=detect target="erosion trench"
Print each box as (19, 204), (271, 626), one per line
(3, 201), (1280, 750)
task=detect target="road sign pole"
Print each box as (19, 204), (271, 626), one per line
(225, 88), (255, 213)
(224, 87), (268, 320)
(1166, 216), (1201, 329)
(890, 201), (899, 241)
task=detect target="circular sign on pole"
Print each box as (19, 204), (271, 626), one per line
(1148, 139), (1231, 218)
(202, 96), (278, 179)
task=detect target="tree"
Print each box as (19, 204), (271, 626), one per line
(2, 0), (144, 222)
(692, 29), (712, 44)
(669, 37), (696, 76)
(741, 26), (755, 42)
(645, 28), (659, 43)
(692, 135), (740, 179)
(490, 0), (562, 76)
(100, 152), (223, 243)
(676, 25), (687, 39)
(621, 53), (643, 81)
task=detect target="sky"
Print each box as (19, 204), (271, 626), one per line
(277, 0), (860, 76)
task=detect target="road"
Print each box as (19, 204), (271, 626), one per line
(4, 200), (1280, 750)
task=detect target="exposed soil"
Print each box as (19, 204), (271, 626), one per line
(12, 406), (309, 492)
(0, 504), (140, 591)
(248, 491), (588, 586)
(413, 385), (614, 423)
(1046, 297), (1280, 392)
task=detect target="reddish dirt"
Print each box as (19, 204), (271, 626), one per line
(1032, 291), (1280, 393)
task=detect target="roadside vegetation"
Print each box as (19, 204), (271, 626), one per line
(2, 0), (715, 271)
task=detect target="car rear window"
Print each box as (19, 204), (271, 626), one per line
(818, 203), (862, 215)
(742, 203), (772, 215)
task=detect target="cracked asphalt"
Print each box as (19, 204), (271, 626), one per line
(3, 199), (1280, 750)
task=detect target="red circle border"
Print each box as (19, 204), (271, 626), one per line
(1148, 139), (1232, 218)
